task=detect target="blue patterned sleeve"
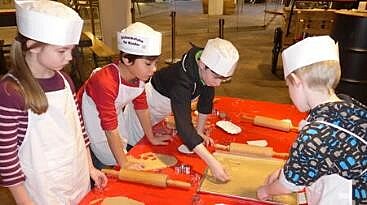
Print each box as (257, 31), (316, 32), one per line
(283, 122), (331, 186)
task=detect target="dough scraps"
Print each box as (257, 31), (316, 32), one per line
(127, 152), (177, 171)
(216, 120), (242, 134)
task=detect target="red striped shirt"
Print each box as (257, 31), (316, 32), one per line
(0, 72), (89, 187)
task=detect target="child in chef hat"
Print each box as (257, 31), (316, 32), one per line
(77, 22), (166, 170)
(0, 0), (107, 204)
(120, 37), (239, 182)
(257, 36), (367, 205)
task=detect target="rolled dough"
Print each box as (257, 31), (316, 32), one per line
(199, 152), (296, 205)
(127, 152), (177, 171)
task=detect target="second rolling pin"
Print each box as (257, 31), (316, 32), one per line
(241, 115), (298, 132)
(102, 169), (191, 189)
(214, 143), (289, 158)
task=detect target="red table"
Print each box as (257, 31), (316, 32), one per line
(79, 97), (306, 205)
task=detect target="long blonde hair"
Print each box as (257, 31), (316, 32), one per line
(9, 34), (48, 114)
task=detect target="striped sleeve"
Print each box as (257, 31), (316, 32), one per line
(0, 80), (27, 187)
(74, 93), (90, 147)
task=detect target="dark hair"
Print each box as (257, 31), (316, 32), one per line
(119, 51), (159, 64)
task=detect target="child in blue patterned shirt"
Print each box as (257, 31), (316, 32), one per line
(256, 36), (367, 205)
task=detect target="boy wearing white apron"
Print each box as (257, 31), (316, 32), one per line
(77, 22), (169, 169)
(0, 1), (107, 204)
(256, 36), (367, 204)
(122, 38), (240, 182)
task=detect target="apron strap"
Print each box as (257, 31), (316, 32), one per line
(315, 120), (367, 145)
(2, 73), (21, 85)
(180, 52), (197, 95)
(315, 120), (367, 176)
(56, 71), (72, 91)
(181, 53), (188, 72)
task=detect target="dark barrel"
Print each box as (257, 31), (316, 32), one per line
(330, 11), (367, 105)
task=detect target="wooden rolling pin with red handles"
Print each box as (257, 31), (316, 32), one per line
(214, 143), (289, 158)
(102, 169), (191, 190)
(241, 115), (299, 132)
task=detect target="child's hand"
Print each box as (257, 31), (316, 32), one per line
(257, 169), (290, 201)
(123, 161), (145, 170)
(198, 132), (214, 146)
(264, 168), (281, 185)
(208, 159), (230, 182)
(148, 133), (173, 145)
(257, 185), (272, 201)
(90, 167), (108, 189)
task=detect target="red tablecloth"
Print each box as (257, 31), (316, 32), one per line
(79, 97), (306, 205)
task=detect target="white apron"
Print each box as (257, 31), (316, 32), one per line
(122, 54), (200, 146)
(303, 120), (367, 205)
(81, 65), (145, 165)
(122, 81), (171, 146)
(17, 72), (90, 205)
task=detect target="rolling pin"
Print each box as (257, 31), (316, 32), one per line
(214, 143), (289, 158)
(102, 169), (191, 190)
(241, 115), (298, 132)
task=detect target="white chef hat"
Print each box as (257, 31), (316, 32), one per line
(200, 38), (239, 77)
(117, 22), (162, 56)
(282, 35), (339, 78)
(15, 0), (83, 46)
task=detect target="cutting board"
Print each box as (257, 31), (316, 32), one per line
(199, 151), (296, 205)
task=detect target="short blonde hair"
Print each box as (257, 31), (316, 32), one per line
(288, 60), (341, 93)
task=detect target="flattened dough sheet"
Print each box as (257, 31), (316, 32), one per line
(127, 152), (177, 171)
(199, 152), (296, 205)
